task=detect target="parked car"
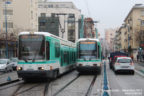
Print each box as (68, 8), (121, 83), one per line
(113, 57), (135, 75)
(0, 59), (13, 72)
(109, 51), (128, 69)
(10, 57), (18, 70)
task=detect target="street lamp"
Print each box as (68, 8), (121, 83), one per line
(4, 1), (11, 58)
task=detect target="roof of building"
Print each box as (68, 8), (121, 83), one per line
(124, 4), (144, 22)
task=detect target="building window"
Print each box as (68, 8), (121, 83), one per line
(141, 20), (144, 26)
(3, 22), (13, 28)
(68, 14), (75, 42)
(31, 11), (33, 19)
(68, 14), (75, 18)
(3, 9), (13, 15)
(41, 13), (46, 17)
(39, 21), (46, 27)
(48, 4), (53, 8)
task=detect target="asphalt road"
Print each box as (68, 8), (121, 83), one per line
(0, 61), (144, 96)
(106, 61), (144, 96)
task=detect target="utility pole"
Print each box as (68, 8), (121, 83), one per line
(80, 15), (84, 38)
(55, 13), (67, 38)
(5, 1), (11, 58)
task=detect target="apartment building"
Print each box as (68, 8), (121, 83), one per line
(0, 0), (38, 33)
(84, 18), (96, 38)
(123, 4), (144, 58)
(0, 0), (39, 58)
(105, 28), (117, 52)
(38, 1), (81, 42)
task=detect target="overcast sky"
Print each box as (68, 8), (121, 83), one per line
(49, 0), (144, 38)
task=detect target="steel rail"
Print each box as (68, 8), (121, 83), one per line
(85, 75), (97, 96)
(53, 75), (80, 96)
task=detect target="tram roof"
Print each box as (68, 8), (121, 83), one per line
(19, 31), (74, 43)
(77, 38), (100, 42)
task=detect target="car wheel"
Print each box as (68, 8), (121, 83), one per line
(131, 71), (135, 75)
(115, 71), (118, 74)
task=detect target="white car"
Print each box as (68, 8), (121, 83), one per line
(114, 57), (135, 74)
(10, 57), (18, 70)
(0, 59), (13, 72)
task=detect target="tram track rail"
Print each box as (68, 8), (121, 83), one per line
(85, 75), (97, 96)
(12, 83), (41, 96)
(11, 80), (51, 96)
(53, 74), (80, 96)
(43, 82), (50, 96)
(0, 79), (20, 87)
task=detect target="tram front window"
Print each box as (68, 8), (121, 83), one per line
(19, 35), (45, 61)
(79, 41), (97, 59)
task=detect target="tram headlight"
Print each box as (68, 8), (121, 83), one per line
(17, 66), (22, 71)
(38, 67), (44, 70)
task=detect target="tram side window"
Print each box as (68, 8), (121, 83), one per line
(46, 42), (50, 60)
(98, 45), (100, 59)
(55, 42), (60, 58)
(64, 51), (67, 63)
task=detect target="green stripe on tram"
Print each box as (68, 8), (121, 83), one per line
(18, 60), (58, 64)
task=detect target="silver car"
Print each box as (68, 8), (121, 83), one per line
(114, 57), (135, 75)
(0, 59), (13, 72)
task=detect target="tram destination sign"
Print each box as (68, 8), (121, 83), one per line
(80, 41), (96, 44)
(20, 35), (43, 41)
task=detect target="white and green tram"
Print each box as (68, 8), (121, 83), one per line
(76, 38), (102, 74)
(17, 32), (76, 80)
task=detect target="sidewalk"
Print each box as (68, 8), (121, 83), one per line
(134, 61), (144, 74)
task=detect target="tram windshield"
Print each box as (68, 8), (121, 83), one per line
(19, 35), (45, 61)
(78, 41), (98, 59)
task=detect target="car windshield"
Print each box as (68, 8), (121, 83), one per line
(0, 60), (7, 64)
(117, 59), (132, 63)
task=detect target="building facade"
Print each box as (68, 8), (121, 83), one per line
(121, 4), (144, 59)
(84, 18), (96, 38)
(105, 28), (117, 52)
(38, 1), (81, 42)
(0, 0), (39, 58)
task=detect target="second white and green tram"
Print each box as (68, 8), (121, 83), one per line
(76, 38), (102, 74)
(17, 32), (76, 80)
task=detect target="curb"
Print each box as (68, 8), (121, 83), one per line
(101, 61), (111, 96)
(135, 70), (144, 77)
